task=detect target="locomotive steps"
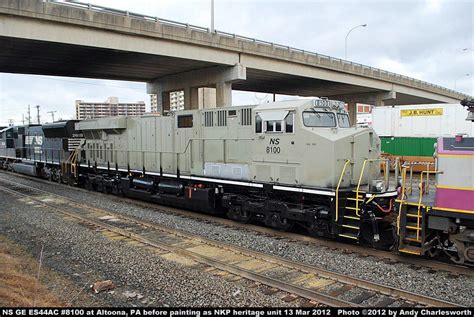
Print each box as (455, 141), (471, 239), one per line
(0, 177), (461, 308)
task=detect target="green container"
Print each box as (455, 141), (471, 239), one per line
(380, 137), (437, 157)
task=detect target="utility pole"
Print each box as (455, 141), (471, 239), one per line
(27, 105), (31, 125)
(47, 110), (57, 122)
(35, 105), (41, 124)
(22, 114), (25, 125)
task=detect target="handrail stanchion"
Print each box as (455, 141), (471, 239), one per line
(394, 157), (399, 189)
(416, 171), (426, 241)
(397, 166), (408, 235)
(335, 159), (351, 222)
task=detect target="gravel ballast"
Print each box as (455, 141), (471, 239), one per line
(1, 172), (473, 306)
(0, 186), (295, 306)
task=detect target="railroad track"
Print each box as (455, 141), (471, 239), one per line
(0, 177), (462, 307)
(2, 170), (472, 278)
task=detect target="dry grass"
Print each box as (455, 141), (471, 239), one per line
(0, 240), (64, 307)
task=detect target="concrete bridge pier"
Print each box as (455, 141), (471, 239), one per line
(147, 64), (246, 113)
(335, 91), (397, 126)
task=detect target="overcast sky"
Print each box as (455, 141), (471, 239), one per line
(0, 0), (473, 126)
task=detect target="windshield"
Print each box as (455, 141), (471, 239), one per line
(337, 113), (350, 128)
(302, 111), (336, 127)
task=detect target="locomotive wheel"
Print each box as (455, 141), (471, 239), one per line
(227, 206), (251, 224)
(306, 222), (322, 238)
(84, 179), (94, 191)
(264, 213), (293, 231)
(306, 220), (330, 238)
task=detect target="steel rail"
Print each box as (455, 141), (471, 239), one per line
(0, 177), (463, 307)
(1, 170), (472, 278)
(0, 182), (355, 307)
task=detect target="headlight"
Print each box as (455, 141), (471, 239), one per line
(371, 180), (385, 192)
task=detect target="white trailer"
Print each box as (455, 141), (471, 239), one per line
(372, 104), (474, 137)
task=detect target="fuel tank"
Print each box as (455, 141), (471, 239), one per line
(12, 162), (38, 177)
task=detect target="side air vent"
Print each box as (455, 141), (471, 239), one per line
(217, 110), (227, 127)
(241, 108), (252, 126)
(204, 112), (214, 127)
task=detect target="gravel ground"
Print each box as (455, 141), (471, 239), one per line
(0, 186), (295, 306)
(1, 171), (473, 306)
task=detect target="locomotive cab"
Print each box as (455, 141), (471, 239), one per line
(252, 98), (383, 190)
(252, 99), (396, 248)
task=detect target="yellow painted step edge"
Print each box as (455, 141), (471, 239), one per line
(338, 234), (358, 240)
(399, 248), (421, 255)
(345, 207), (360, 211)
(343, 215), (360, 220)
(342, 224), (359, 230)
(405, 237), (422, 243)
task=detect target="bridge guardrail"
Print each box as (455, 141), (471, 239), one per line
(40, 0), (470, 98)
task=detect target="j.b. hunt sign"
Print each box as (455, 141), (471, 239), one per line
(400, 108), (443, 117)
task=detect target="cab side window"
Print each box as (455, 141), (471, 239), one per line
(178, 115), (193, 128)
(256, 111), (295, 134)
(266, 121), (282, 133)
(285, 112), (294, 133)
(255, 114), (262, 133)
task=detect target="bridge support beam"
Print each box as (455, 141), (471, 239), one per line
(335, 90), (397, 106)
(147, 64), (246, 113)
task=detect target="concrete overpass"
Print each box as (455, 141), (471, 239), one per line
(0, 0), (469, 118)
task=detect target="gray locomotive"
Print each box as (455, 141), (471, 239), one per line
(74, 98), (398, 249)
(2, 98), (473, 263)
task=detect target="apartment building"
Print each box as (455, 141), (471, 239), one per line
(150, 88), (217, 113)
(75, 97), (146, 120)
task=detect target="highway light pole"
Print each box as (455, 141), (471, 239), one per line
(345, 24), (367, 60)
(211, 0), (214, 33)
(454, 73), (470, 90)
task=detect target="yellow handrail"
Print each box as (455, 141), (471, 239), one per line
(416, 171), (425, 241)
(335, 159), (351, 222)
(354, 158), (390, 216)
(61, 150), (75, 176)
(71, 148), (79, 178)
(355, 159), (369, 216)
(397, 166), (409, 235)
